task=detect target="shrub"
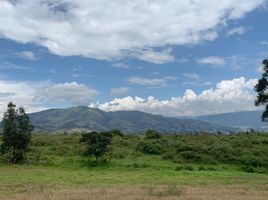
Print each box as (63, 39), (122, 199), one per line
(137, 141), (162, 154)
(109, 129), (124, 137)
(112, 151), (126, 159)
(80, 131), (113, 164)
(145, 129), (161, 139)
(198, 165), (206, 171)
(241, 155), (265, 168)
(179, 151), (201, 163)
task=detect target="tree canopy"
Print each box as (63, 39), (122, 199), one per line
(255, 59), (268, 121)
(0, 102), (33, 163)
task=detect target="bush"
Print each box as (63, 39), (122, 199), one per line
(110, 129), (124, 137)
(241, 155), (266, 168)
(179, 151), (201, 163)
(242, 166), (256, 173)
(145, 129), (161, 139)
(137, 141), (162, 154)
(80, 131), (113, 164)
(198, 165), (206, 171)
(112, 151), (126, 159)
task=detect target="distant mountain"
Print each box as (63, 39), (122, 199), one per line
(196, 110), (268, 131)
(26, 106), (236, 133)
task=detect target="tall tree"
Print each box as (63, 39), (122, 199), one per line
(255, 59), (268, 121)
(0, 102), (33, 163)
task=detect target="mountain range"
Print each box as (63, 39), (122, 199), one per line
(27, 106), (236, 133)
(1, 107), (266, 133)
(195, 110), (268, 131)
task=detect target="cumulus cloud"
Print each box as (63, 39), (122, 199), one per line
(0, 0), (265, 63)
(128, 76), (176, 88)
(35, 82), (99, 105)
(96, 77), (258, 117)
(110, 87), (129, 96)
(0, 80), (98, 118)
(0, 80), (46, 117)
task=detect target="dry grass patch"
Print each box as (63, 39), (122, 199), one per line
(1, 185), (268, 200)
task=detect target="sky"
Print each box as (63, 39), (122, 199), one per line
(0, 0), (268, 117)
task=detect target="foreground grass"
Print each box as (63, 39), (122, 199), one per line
(1, 185), (268, 200)
(1, 133), (268, 199)
(0, 164), (268, 199)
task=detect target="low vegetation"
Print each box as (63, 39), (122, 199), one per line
(0, 130), (267, 173)
(0, 131), (268, 199)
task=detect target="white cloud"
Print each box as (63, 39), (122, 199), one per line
(35, 82), (99, 105)
(96, 77), (258, 117)
(0, 92), (16, 98)
(197, 81), (213, 86)
(110, 87), (129, 96)
(16, 51), (37, 60)
(128, 76), (176, 88)
(135, 48), (175, 64)
(0, 0), (265, 62)
(0, 80), (46, 117)
(183, 73), (199, 80)
(197, 55), (252, 70)
(111, 63), (130, 69)
(197, 56), (226, 66)
(226, 26), (248, 37)
(0, 80), (99, 118)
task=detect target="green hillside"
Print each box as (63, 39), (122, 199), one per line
(28, 106), (236, 133)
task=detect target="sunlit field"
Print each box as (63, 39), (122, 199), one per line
(0, 133), (268, 200)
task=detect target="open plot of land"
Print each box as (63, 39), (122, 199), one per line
(0, 165), (268, 200)
(0, 133), (268, 199)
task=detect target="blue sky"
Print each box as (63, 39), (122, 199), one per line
(0, 0), (268, 117)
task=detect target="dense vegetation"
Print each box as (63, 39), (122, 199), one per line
(1, 130), (267, 174)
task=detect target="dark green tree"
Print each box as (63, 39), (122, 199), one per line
(255, 59), (268, 121)
(0, 102), (33, 163)
(145, 129), (161, 139)
(80, 131), (112, 164)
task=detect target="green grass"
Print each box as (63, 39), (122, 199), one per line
(1, 163), (268, 194)
(1, 133), (268, 196)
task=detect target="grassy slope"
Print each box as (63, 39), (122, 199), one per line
(0, 133), (268, 199)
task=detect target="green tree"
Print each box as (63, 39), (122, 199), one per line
(80, 131), (112, 164)
(0, 102), (33, 163)
(255, 59), (268, 121)
(145, 129), (161, 139)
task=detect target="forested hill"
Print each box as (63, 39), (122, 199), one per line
(26, 106), (236, 133)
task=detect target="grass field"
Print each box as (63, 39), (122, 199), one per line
(0, 164), (268, 200)
(0, 133), (268, 199)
